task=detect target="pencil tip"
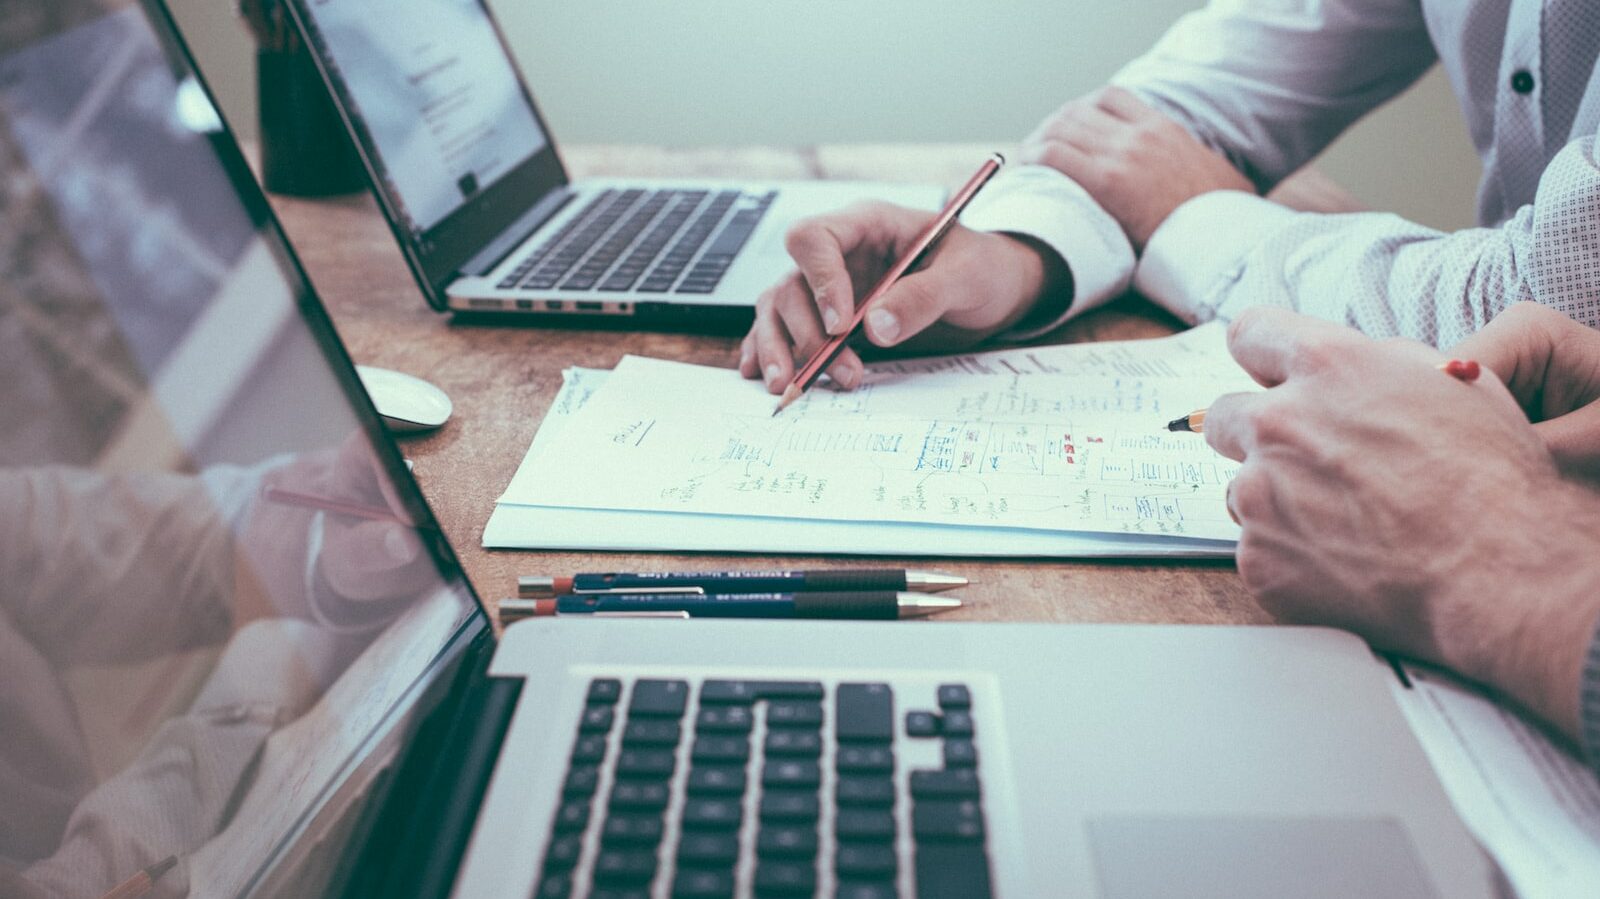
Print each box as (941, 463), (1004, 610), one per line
(1165, 416), (1191, 432)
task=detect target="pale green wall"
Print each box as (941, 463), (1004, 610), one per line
(165, 0), (1483, 230)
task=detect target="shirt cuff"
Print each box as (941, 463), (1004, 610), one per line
(1134, 190), (1299, 323)
(959, 164), (1136, 339)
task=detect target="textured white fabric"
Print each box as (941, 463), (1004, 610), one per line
(976, 0), (1600, 349)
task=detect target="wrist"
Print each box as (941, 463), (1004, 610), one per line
(992, 232), (1073, 336)
(1439, 482), (1600, 742)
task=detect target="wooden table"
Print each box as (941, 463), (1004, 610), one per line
(266, 145), (1322, 629)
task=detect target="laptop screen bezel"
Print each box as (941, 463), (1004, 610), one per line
(129, 2), (499, 892)
(282, 0), (570, 311)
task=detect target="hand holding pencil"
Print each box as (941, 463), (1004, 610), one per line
(740, 157), (1071, 397)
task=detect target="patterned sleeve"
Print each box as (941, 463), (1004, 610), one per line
(1130, 133), (1600, 347)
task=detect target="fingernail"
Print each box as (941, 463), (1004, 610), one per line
(868, 308), (900, 343)
(764, 364), (782, 387)
(384, 526), (412, 562)
(836, 366), (859, 389)
(739, 347), (752, 370)
(822, 306), (842, 334)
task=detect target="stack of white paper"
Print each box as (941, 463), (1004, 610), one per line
(485, 325), (1253, 557)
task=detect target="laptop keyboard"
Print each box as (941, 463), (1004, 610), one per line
(496, 188), (777, 296)
(534, 678), (994, 899)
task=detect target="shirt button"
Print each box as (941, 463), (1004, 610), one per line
(1510, 69), (1535, 95)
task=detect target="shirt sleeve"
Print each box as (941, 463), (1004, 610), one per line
(1131, 133), (1600, 347)
(958, 164), (1136, 339)
(1110, 0), (1438, 192)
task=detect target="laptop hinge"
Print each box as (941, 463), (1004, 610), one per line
(341, 630), (523, 899)
(459, 188), (576, 278)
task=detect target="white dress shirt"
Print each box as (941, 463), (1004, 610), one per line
(961, 0), (1600, 348)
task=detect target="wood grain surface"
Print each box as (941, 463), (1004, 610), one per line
(264, 145), (1319, 630)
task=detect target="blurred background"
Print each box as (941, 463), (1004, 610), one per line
(167, 0), (1482, 230)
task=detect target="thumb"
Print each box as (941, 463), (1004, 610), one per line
(862, 271), (956, 348)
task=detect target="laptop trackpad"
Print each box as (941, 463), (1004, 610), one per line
(1088, 816), (1438, 899)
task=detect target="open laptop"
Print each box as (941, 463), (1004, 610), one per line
(0, 3), (1497, 897)
(278, 0), (943, 325)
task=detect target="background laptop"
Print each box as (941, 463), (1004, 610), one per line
(0, 2), (1495, 897)
(281, 0), (943, 325)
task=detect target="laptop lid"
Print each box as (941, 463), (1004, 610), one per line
(0, 2), (496, 895)
(284, 0), (571, 310)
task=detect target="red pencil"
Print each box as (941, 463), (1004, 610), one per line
(260, 485), (412, 526)
(773, 153), (1006, 415)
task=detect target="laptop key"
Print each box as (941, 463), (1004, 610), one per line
(543, 834), (583, 872)
(836, 745), (894, 774)
(905, 711), (940, 737)
(757, 825), (818, 859)
(836, 684), (893, 742)
(677, 831), (739, 866)
(579, 706), (614, 732)
(622, 719), (681, 746)
(909, 769), (980, 799)
(943, 739), (979, 768)
(552, 800), (590, 832)
(588, 679), (623, 703)
(762, 759), (821, 789)
(697, 705), (754, 733)
(941, 710), (975, 737)
(592, 849), (657, 886)
(912, 799), (985, 842)
(764, 729), (821, 757)
(936, 684), (971, 709)
(682, 797), (743, 830)
(691, 736), (750, 764)
(753, 860), (816, 895)
(572, 733), (608, 763)
(686, 765), (746, 796)
(838, 883), (897, 899)
(759, 790), (820, 822)
(836, 842), (897, 878)
(533, 872), (571, 899)
(767, 701), (824, 728)
(836, 776), (895, 807)
(616, 748), (676, 779)
(836, 809), (896, 842)
(913, 842), (992, 899)
(672, 868), (734, 899)
(602, 813), (665, 846)
(563, 766), (600, 796)
(591, 890), (648, 899)
(630, 679), (690, 717)
(609, 780), (670, 811)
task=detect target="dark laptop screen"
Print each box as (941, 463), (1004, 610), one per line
(0, 3), (482, 896)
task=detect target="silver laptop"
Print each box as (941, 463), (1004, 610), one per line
(0, 3), (1494, 897)
(281, 0), (942, 325)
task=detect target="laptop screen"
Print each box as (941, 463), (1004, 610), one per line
(295, 0), (549, 235)
(289, 0), (569, 305)
(0, 3), (483, 897)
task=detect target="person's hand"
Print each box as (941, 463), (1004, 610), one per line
(1452, 302), (1600, 482)
(739, 202), (1067, 393)
(1204, 308), (1600, 743)
(1020, 86), (1254, 250)
(244, 436), (433, 629)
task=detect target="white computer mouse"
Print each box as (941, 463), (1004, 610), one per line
(355, 365), (453, 433)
